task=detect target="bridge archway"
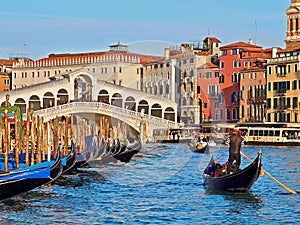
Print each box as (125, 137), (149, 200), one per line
(98, 89), (109, 104)
(43, 92), (55, 108)
(164, 107), (175, 121)
(138, 100), (149, 114)
(74, 74), (93, 101)
(14, 98), (27, 114)
(125, 96), (136, 111)
(111, 93), (123, 108)
(151, 103), (162, 118)
(57, 89), (69, 105)
(29, 95), (41, 111)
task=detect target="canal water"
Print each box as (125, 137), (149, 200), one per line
(0, 144), (299, 224)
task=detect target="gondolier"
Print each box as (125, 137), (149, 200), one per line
(225, 128), (243, 173)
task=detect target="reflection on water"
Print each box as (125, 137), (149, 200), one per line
(0, 144), (299, 225)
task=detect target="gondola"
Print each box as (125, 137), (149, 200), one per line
(189, 141), (209, 154)
(74, 136), (105, 168)
(203, 152), (262, 192)
(0, 151), (63, 201)
(62, 140), (77, 174)
(113, 139), (142, 163)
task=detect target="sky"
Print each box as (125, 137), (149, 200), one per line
(0, 0), (291, 60)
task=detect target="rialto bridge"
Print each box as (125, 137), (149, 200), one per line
(0, 69), (180, 142)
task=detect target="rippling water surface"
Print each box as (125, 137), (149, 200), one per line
(0, 144), (299, 224)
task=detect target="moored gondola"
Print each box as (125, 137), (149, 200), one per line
(62, 140), (77, 174)
(0, 152), (63, 201)
(203, 152), (262, 192)
(113, 139), (142, 163)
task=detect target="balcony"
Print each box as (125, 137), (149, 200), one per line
(274, 89), (287, 96)
(274, 105), (290, 111)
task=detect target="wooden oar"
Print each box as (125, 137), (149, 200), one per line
(241, 151), (297, 195)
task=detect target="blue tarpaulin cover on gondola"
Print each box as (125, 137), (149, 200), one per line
(0, 166), (50, 180)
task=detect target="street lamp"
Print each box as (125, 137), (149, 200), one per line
(198, 98), (202, 125)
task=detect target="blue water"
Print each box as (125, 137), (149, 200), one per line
(0, 144), (299, 225)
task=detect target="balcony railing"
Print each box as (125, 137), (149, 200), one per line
(274, 105), (290, 111)
(274, 89), (287, 96)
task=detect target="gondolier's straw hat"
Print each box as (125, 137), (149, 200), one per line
(233, 128), (239, 133)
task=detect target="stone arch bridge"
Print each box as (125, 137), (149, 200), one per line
(0, 69), (180, 140)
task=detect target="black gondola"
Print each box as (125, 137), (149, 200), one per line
(0, 152), (63, 201)
(113, 139), (142, 163)
(203, 152), (262, 192)
(62, 140), (77, 174)
(189, 141), (209, 154)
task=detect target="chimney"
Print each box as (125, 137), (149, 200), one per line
(248, 39), (253, 44)
(164, 48), (170, 59)
(272, 47), (278, 58)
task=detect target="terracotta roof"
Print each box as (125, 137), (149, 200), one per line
(281, 46), (300, 53)
(220, 41), (262, 50)
(195, 51), (210, 56)
(170, 52), (185, 59)
(198, 62), (219, 69)
(0, 59), (16, 66)
(204, 37), (221, 43)
(34, 51), (163, 65)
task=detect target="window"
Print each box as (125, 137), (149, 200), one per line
(233, 61), (237, 68)
(293, 80), (297, 89)
(220, 62), (225, 68)
(204, 72), (212, 78)
(197, 86), (201, 94)
(221, 50), (227, 56)
(4, 79), (10, 85)
(295, 64), (298, 73)
(219, 74), (225, 83)
(293, 97), (298, 108)
(232, 49), (238, 55)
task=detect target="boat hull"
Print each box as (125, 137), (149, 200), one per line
(0, 153), (63, 200)
(203, 153), (262, 192)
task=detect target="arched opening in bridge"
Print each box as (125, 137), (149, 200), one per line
(98, 90), (109, 104)
(57, 89), (69, 105)
(14, 98), (26, 114)
(111, 93), (122, 108)
(138, 100), (149, 114)
(164, 107), (175, 121)
(29, 95), (41, 111)
(74, 75), (93, 101)
(124, 96), (136, 111)
(43, 92), (55, 108)
(151, 103), (162, 118)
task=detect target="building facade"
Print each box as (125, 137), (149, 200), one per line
(0, 59), (15, 92)
(266, 0), (300, 123)
(219, 41), (271, 123)
(11, 43), (162, 91)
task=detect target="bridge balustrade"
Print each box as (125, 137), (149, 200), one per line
(33, 102), (179, 133)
